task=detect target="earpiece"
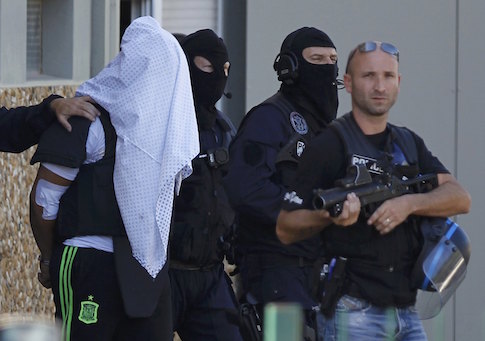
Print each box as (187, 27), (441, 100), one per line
(273, 51), (299, 85)
(273, 30), (300, 85)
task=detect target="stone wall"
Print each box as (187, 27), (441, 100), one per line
(0, 85), (78, 317)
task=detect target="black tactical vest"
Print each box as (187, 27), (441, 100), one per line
(264, 92), (324, 188)
(170, 111), (235, 267)
(324, 112), (423, 307)
(32, 107), (125, 240)
(331, 112), (418, 174)
(236, 92), (328, 259)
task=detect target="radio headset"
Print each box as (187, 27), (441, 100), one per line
(273, 30), (300, 85)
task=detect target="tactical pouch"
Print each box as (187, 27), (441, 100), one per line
(311, 257), (329, 301)
(320, 257), (347, 318)
(200, 147), (229, 168)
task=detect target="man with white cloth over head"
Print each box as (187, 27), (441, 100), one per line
(29, 16), (199, 341)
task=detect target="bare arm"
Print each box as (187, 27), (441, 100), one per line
(410, 173), (471, 216)
(276, 193), (361, 244)
(50, 96), (100, 132)
(368, 173), (471, 234)
(30, 165), (72, 288)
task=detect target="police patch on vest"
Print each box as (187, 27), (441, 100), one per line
(284, 191), (303, 205)
(296, 140), (305, 157)
(78, 295), (99, 325)
(351, 154), (383, 174)
(289, 112), (308, 135)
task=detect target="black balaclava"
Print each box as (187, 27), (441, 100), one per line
(279, 27), (339, 124)
(182, 29), (229, 129)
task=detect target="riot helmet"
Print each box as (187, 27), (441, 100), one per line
(412, 217), (471, 319)
(273, 27), (339, 124)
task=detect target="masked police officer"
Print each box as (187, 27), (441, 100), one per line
(223, 27), (340, 340)
(169, 29), (243, 340)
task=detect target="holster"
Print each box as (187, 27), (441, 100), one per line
(239, 293), (263, 341)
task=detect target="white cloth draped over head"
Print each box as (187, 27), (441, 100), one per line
(76, 16), (199, 278)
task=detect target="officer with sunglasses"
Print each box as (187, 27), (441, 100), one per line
(276, 41), (471, 340)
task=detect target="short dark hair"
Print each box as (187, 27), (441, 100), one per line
(345, 46), (359, 74)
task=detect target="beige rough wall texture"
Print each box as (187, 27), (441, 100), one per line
(0, 85), (78, 317)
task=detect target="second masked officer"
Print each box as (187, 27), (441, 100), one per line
(169, 29), (243, 341)
(223, 27), (340, 339)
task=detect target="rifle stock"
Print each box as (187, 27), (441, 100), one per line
(313, 165), (438, 217)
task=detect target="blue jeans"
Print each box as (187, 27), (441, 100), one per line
(323, 295), (427, 341)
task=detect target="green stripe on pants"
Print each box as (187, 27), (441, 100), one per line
(58, 246), (78, 341)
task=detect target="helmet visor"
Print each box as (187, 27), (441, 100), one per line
(415, 234), (467, 319)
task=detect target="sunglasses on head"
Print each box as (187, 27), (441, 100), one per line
(357, 41), (400, 62)
(345, 41), (399, 73)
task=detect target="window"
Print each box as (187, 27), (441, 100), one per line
(27, 0), (42, 77)
(162, 0), (218, 34)
(120, 0), (153, 39)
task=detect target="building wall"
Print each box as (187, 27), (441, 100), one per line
(0, 0), (119, 317)
(0, 85), (78, 316)
(0, 0), (118, 86)
(161, 0), (218, 34)
(245, 1), (484, 340)
(455, 0), (485, 339)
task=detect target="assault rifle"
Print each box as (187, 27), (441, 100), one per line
(312, 164), (438, 217)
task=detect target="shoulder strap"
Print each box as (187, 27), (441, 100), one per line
(329, 112), (354, 158)
(237, 92), (296, 134)
(388, 124), (418, 165)
(96, 104), (117, 160)
(261, 92), (297, 115)
(264, 92), (322, 136)
(216, 109), (236, 150)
